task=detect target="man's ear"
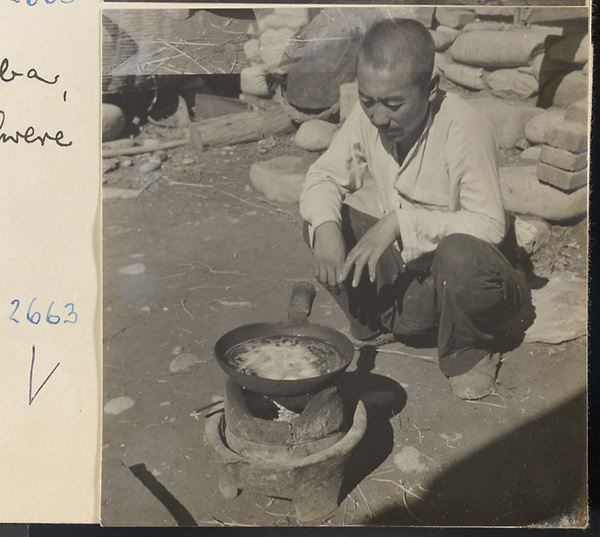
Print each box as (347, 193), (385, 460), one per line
(428, 73), (440, 103)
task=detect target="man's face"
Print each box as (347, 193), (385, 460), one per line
(357, 58), (432, 147)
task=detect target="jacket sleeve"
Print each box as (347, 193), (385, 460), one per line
(299, 104), (369, 245)
(396, 110), (506, 264)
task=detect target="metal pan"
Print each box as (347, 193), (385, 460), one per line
(214, 282), (355, 397)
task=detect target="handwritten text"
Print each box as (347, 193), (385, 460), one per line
(0, 110), (72, 147)
(10, 298), (78, 325)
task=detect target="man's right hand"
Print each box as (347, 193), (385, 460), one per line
(313, 221), (347, 294)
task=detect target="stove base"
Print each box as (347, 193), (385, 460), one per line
(204, 401), (367, 523)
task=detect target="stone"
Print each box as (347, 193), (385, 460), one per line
(449, 30), (550, 68)
(119, 262), (147, 275)
(243, 39), (260, 61)
(250, 155), (317, 204)
(553, 70), (588, 108)
(468, 98), (544, 149)
(393, 446), (428, 474)
(523, 7), (588, 24)
(430, 29), (456, 52)
(104, 396), (135, 415)
(537, 162), (587, 192)
(441, 61), (484, 90)
(339, 81), (358, 123)
(520, 146), (542, 162)
(435, 8), (476, 29)
(241, 66), (271, 97)
(434, 52), (448, 71)
(519, 53), (545, 81)
(436, 25), (460, 38)
(103, 159), (119, 175)
(137, 156), (162, 174)
(514, 216), (551, 255)
(565, 99), (589, 125)
(540, 145), (587, 172)
(285, 7), (433, 109)
(486, 69), (539, 100)
(499, 166), (586, 222)
(524, 109), (565, 145)
(102, 103), (125, 142)
(294, 120), (338, 152)
(544, 121), (588, 153)
(546, 33), (588, 64)
(515, 137), (531, 151)
(463, 21), (511, 32)
(102, 188), (141, 200)
(254, 8), (311, 71)
(474, 7), (517, 17)
(169, 353), (203, 374)
(524, 274), (587, 344)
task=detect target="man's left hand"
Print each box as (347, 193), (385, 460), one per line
(339, 211), (401, 287)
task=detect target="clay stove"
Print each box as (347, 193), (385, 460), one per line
(205, 378), (367, 522)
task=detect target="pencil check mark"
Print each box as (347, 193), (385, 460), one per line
(29, 345), (60, 406)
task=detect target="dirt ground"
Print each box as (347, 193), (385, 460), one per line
(101, 112), (587, 527)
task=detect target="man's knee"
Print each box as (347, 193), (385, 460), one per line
(433, 234), (483, 281)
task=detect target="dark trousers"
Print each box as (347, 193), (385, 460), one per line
(305, 205), (531, 377)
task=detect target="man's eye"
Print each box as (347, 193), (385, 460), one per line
(386, 103), (403, 111)
(360, 99), (374, 108)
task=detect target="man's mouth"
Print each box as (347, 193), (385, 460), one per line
(380, 128), (402, 140)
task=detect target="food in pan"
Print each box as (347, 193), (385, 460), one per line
(224, 335), (343, 380)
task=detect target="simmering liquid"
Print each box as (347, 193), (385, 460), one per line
(224, 335), (343, 381)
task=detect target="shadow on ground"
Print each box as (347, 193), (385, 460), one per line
(336, 347), (408, 501)
(356, 388), (587, 526)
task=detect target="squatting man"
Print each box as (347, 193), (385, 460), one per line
(300, 18), (530, 400)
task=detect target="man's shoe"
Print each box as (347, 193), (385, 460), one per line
(342, 328), (397, 349)
(448, 353), (501, 400)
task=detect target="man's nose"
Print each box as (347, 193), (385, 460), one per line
(369, 104), (391, 129)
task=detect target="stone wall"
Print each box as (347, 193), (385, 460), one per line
(243, 7), (589, 223)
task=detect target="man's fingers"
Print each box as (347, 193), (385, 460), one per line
(368, 256), (379, 283)
(352, 257), (367, 287)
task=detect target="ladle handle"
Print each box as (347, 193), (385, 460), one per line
(287, 282), (317, 323)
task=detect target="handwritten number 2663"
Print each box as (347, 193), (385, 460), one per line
(10, 299), (78, 325)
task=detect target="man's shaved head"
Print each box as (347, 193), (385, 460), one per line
(359, 18), (435, 88)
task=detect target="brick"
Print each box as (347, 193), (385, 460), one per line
(565, 99), (589, 125)
(537, 161), (587, 192)
(540, 145), (587, 172)
(436, 7), (477, 29)
(544, 121), (588, 153)
(499, 165), (586, 222)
